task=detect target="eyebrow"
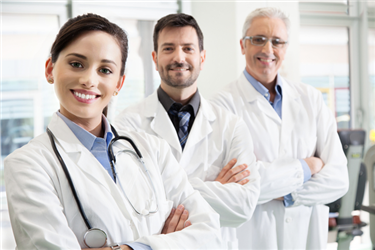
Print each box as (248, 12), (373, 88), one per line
(161, 43), (196, 47)
(66, 53), (117, 66)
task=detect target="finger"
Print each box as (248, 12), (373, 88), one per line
(175, 209), (189, 231)
(237, 178), (250, 185)
(217, 158), (237, 179)
(224, 164), (248, 182)
(161, 208), (175, 234)
(167, 205), (184, 234)
(228, 169), (250, 183)
(184, 220), (192, 228)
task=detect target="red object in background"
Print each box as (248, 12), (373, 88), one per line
(353, 215), (361, 225)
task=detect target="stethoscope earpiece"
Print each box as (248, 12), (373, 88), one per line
(141, 209), (149, 216)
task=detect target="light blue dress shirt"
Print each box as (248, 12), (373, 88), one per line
(243, 70), (311, 207)
(57, 112), (151, 250)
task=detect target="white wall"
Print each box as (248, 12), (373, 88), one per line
(187, 1), (301, 98)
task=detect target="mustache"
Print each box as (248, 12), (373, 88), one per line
(166, 62), (192, 70)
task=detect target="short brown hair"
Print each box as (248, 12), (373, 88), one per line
(153, 13), (204, 52)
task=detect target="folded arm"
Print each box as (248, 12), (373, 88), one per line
(189, 119), (260, 227)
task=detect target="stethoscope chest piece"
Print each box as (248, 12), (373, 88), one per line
(84, 228), (107, 248)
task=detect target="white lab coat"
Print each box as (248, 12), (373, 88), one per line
(211, 73), (349, 250)
(4, 113), (223, 250)
(114, 91), (260, 249)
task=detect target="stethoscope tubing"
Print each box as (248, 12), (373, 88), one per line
(47, 128), (92, 230)
(47, 124), (159, 247)
(108, 126), (143, 183)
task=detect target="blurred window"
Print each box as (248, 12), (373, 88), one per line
(1, 13), (60, 164)
(299, 26), (350, 129)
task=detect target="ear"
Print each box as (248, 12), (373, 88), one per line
(151, 51), (158, 71)
(45, 57), (54, 84)
(199, 49), (207, 71)
(116, 74), (126, 93)
(240, 39), (246, 55)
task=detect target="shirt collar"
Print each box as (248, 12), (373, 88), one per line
(157, 86), (200, 116)
(56, 111), (113, 150)
(243, 69), (283, 101)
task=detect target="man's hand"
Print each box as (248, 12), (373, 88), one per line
(161, 205), (191, 234)
(304, 157), (325, 175)
(215, 158), (250, 185)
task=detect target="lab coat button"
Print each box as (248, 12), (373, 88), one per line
(286, 217), (292, 223)
(297, 174), (302, 179)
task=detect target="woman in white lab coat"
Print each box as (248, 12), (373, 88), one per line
(4, 13), (222, 250)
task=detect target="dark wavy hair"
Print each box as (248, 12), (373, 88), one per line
(50, 13), (128, 76)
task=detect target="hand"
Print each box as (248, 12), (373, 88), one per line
(304, 157), (324, 175)
(161, 205), (191, 234)
(275, 197), (284, 201)
(215, 158), (250, 185)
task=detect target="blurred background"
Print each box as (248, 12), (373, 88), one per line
(1, 0), (374, 249)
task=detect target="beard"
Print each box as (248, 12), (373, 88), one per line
(159, 62), (200, 89)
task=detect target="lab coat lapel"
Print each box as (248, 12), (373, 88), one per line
(239, 73), (281, 125)
(180, 98), (214, 163)
(145, 92), (182, 154)
(280, 78), (301, 153)
(48, 113), (113, 193)
(48, 113), (135, 226)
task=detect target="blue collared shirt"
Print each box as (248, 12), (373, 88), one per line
(243, 70), (311, 207)
(57, 112), (115, 181)
(57, 112), (151, 250)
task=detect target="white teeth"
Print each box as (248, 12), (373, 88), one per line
(74, 91), (96, 100)
(259, 58), (273, 62)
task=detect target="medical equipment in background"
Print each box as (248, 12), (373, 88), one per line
(363, 144), (375, 250)
(327, 130), (367, 249)
(46, 125), (159, 248)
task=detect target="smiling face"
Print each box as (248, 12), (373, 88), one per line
(45, 31), (125, 126)
(152, 26), (206, 92)
(240, 17), (288, 86)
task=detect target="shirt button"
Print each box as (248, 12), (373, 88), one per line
(264, 93), (269, 97)
(286, 217), (292, 223)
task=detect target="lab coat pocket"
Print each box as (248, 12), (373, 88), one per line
(298, 136), (317, 159)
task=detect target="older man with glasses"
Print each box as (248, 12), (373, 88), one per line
(211, 7), (349, 250)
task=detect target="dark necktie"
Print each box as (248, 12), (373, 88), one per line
(168, 108), (191, 150)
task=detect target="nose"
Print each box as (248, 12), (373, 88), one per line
(261, 39), (274, 54)
(172, 47), (186, 63)
(80, 68), (99, 88)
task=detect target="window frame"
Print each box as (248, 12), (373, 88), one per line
(299, 0), (372, 149)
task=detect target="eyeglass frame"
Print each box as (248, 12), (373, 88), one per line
(243, 35), (288, 49)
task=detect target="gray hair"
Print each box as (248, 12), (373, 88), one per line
(242, 7), (290, 39)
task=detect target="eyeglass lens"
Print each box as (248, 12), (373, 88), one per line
(251, 36), (286, 47)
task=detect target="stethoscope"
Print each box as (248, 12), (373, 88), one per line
(46, 125), (159, 248)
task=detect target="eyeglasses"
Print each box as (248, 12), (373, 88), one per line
(243, 36), (288, 48)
